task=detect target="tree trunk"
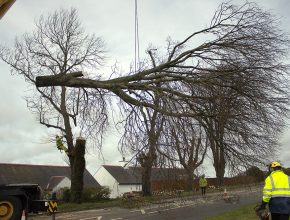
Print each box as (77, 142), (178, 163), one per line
(208, 129), (226, 187)
(185, 169), (194, 191)
(142, 164), (152, 196)
(141, 145), (157, 196)
(70, 138), (86, 203)
(213, 150), (225, 187)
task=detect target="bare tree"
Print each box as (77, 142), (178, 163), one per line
(0, 8), (108, 202)
(170, 119), (208, 191)
(159, 117), (208, 191)
(119, 94), (164, 195)
(197, 61), (289, 185)
(36, 2), (289, 117)
(35, 2), (290, 187)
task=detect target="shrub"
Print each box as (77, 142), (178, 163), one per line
(245, 166), (265, 182)
(82, 187), (111, 202)
(95, 186), (111, 200)
(52, 186), (111, 203)
(61, 187), (71, 202)
(42, 189), (52, 200)
(283, 167), (290, 175)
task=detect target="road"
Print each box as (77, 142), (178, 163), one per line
(30, 188), (261, 220)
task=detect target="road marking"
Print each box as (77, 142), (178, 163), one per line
(79, 216), (102, 220)
(146, 203), (196, 215)
(129, 210), (140, 213)
(147, 210), (158, 214)
(110, 218), (123, 220)
(77, 209), (110, 213)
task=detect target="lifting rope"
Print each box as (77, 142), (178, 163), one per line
(134, 0), (140, 73)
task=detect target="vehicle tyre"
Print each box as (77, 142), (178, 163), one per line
(0, 195), (22, 220)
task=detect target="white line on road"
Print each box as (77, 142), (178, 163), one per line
(147, 210), (158, 214)
(129, 209), (140, 213)
(77, 209), (110, 213)
(110, 218), (123, 220)
(79, 216), (102, 220)
(146, 203), (195, 215)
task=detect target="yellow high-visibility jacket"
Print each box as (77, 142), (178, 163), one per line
(199, 177), (207, 187)
(263, 170), (290, 214)
(56, 136), (68, 153)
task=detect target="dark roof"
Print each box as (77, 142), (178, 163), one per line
(103, 165), (187, 185)
(0, 163), (100, 189)
(103, 165), (140, 184)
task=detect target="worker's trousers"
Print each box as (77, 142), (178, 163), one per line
(271, 213), (289, 220)
(201, 187), (206, 196)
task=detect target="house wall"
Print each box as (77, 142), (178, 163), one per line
(119, 184), (142, 195)
(94, 166), (142, 198)
(53, 177), (71, 192)
(95, 166), (119, 198)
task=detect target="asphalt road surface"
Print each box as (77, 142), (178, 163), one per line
(31, 188), (261, 220)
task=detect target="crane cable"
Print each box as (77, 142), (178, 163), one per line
(134, 0), (140, 73)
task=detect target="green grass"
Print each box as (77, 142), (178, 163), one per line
(57, 200), (120, 212)
(205, 203), (260, 220)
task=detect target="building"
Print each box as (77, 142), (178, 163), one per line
(95, 165), (141, 198)
(46, 176), (71, 192)
(0, 163), (100, 192)
(95, 165), (187, 198)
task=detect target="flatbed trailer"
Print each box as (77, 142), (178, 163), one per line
(0, 183), (55, 220)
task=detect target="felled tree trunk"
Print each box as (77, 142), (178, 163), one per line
(70, 138), (86, 203)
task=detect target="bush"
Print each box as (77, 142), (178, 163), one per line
(283, 168), (290, 176)
(245, 166), (265, 182)
(42, 189), (52, 200)
(82, 187), (111, 202)
(43, 187), (71, 202)
(95, 186), (111, 200)
(53, 186), (111, 203)
(60, 187), (71, 202)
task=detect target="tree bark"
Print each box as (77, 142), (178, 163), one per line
(70, 138), (86, 203)
(140, 143), (156, 196)
(142, 164), (152, 196)
(185, 168), (194, 191)
(213, 148), (225, 187)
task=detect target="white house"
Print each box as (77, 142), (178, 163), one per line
(95, 165), (142, 198)
(46, 176), (71, 192)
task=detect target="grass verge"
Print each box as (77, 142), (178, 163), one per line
(57, 183), (262, 213)
(205, 203), (260, 220)
(58, 200), (120, 212)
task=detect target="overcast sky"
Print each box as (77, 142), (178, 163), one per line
(1, 0), (290, 177)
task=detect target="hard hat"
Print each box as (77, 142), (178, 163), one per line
(271, 161), (281, 168)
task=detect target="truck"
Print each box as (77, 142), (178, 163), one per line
(0, 183), (56, 220)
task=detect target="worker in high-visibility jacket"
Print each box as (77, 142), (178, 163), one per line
(199, 174), (208, 196)
(55, 135), (69, 154)
(258, 161), (290, 220)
